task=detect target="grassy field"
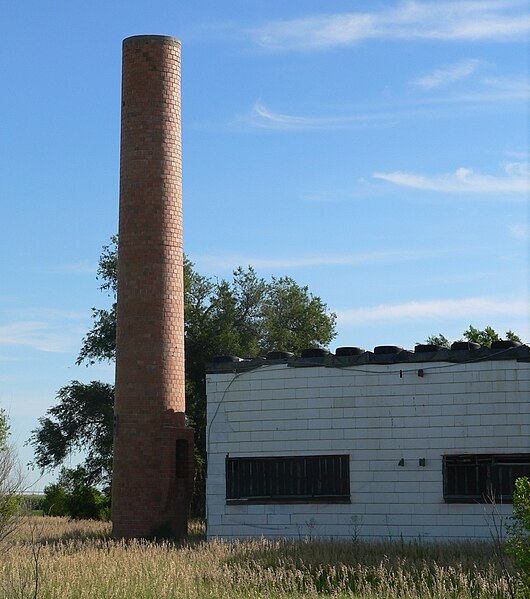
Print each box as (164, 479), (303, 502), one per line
(0, 517), (517, 598)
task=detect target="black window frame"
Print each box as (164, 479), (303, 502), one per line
(443, 453), (530, 503)
(226, 454), (350, 504)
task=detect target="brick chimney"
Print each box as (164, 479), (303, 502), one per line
(111, 35), (193, 539)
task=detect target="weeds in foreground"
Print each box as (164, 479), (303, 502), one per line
(0, 517), (517, 598)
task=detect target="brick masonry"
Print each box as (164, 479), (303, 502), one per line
(112, 35), (193, 539)
(206, 358), (530, 540)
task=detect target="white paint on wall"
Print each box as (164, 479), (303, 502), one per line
(206, 359), (530, 541)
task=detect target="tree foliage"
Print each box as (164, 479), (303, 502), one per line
(261, 276), (336, 353)
(0, 409), (23, 543)
(76, 236), (117, 366)
(507, 477), (530, 596)
(424, 326), (523, 349)
(0, 410), (9, 450)
(29, 382), (114, 487)
(30, 237), (337, 514)
(424, 333), (452, 348)
(42, 466), (110, 520)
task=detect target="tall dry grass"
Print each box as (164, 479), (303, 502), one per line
(0, 516), (515, 598)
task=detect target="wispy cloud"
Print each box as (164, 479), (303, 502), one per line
(373, 162), (530, 195)
(301, 185), (373, 202)
(251, 1), (530, 51)
(480, 75), (530, 96)
(11, 308), (88, 321)
(0, 309), (89, 353)
(241, 101), (398, 131)
(449, 75), (530, 103)
(192, 249), (441, 272)
(337, 296), (529, 325)
(509, 223), (530, 240)
(0, 355), (21, 363)
(238, 74), (529, 131)
(36, 261), (96, 275)
(0, 321), (80, 353)
(413, 59), (483, 89)
(504, 149), (529, 160)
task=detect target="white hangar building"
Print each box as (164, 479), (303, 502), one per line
(205, 342), (530, 541)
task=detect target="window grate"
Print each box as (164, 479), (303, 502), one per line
(226, 455), (350, 504)
(443, 454), (530, 503)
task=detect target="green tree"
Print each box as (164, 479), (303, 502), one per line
(424, 326), (523, 349)
(76, 236), (117, 366)
(463, 325), (522, 347)
(30, 237), (337, 515)
(0, 410), (9, 449)
(423, 333), (451, 348)
(507, 477), (530, 597)
(30, 382), (114, 487)
(41, 483), (68, 517)
(0, 409), (23, 542)
(42, 466), (109, 520)
(262, 276), (336, 353)
(463, 325), (500, 347)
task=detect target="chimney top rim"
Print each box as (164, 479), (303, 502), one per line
(123, 35), (181, 48)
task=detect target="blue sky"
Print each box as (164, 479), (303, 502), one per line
(1, 0), (529, 490)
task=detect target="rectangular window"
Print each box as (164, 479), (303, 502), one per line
(443, 454), (530, 503)
(226, 454), (350, 504)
